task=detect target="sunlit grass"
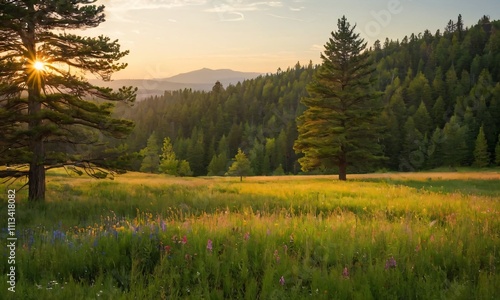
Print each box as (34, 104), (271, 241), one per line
(1, 170), (499, 299)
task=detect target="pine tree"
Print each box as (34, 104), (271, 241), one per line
(226, 148), (253, 182)
(159, 137), (179, 175)
(207, 152), (228, 176)
(473, 126), (490, 167)
(140, 132), (160, 173)
(413, 101), (433, 135)
(294, 16), (383, 180)
(442, 116), (468, 167)
(0, 1), (135, 201)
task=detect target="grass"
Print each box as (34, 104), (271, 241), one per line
(1, 170), (499, 299)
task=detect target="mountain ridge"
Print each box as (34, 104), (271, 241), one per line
(90, 68), (263, 99)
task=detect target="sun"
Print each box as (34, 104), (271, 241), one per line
(33, 61), (45, 71)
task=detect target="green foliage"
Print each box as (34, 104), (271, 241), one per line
(294, 16), (383, 180)
(207, 152), (228, 176)
(473, 125), (491, 167)
(0, 0), (136, 201)
(178, 160), (193, 177)
(442, 116), (468, 167)
(140, 132), (160, 173)
(226, 148), (253, 181)
(159, 137), (178, 175)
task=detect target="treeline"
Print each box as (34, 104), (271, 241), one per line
(117, 15), (500, 175)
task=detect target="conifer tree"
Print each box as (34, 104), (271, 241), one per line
(140, 132), (160, 173)
(473, 126), (490, 167)
(0, 1), (135, 201)
(294, 16), (383, 180)
(226, 148), (253, 182)
(159, 137), (179, 175)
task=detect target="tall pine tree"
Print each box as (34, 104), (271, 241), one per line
(0, 1), (135, 201)
(294, 16), (383, 180)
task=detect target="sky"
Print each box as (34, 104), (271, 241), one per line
(80, 0), (500, 79)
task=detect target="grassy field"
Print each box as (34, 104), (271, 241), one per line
(1, 170), (499, 299)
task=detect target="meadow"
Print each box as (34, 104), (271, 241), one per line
(1, 170), (499, 299)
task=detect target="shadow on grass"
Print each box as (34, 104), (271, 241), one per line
(359, 178), (500, 197)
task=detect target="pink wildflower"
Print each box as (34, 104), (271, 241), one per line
(279, 276), (285, 286)
(181, 235), (188, 245)
(244, 232), (250, 241)
(342, 267), (349, 278)
(207, 239), (213, 252)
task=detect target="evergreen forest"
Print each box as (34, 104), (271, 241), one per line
(112, 15), (500, 176)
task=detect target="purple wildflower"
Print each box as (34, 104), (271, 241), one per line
(385, 256), (397, 269)
(244, 232), (250, 241)
(279, 276), (285, 286)
(207, 239), (213, 252)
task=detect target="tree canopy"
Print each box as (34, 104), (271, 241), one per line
(0, 0), (136, 201)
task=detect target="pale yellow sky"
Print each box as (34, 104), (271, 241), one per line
(78, 0), (500, 79)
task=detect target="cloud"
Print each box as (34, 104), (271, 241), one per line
(309, 44), (323, 52)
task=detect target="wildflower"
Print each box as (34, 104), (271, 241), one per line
(279, 276), (285, 286)
(244, 232), (250, 241)
(289, 233), (294, 243)
(207, 239), (213, 252)
(160, 220), (166, 232)
(274, 250), (280, 263)
(385, 256), (397, 269)
(283, 244), (288, 254)
(342, 267), (349, 278)
(266, 228), (271, 235)
(181, 235), (188, 245)
(164, 245), (171, 254)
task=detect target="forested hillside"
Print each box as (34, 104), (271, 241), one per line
(117, 15), (500, 176)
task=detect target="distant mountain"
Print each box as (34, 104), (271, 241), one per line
(89, 68), (262, 100)
(165, 68), (262, 85)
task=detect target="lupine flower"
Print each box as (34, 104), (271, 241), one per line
(207, 239), (213, 252)
(279, 276), (285, 286)
(342, 267), (349, 278)
(385, 256), (397, 269)
(244, 232), (250, 241)
(160, 220), (166, 232)
(181, 235), (188, 245)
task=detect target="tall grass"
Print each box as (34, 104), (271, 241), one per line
(1, 171), (499, 299)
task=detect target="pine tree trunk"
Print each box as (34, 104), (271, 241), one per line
(28, 89), (46, 202)
(338, 155), (347, 181)
(25, 16), (46, 202)
(28, 156), (45, 202)
(240, 175), (243, 182)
